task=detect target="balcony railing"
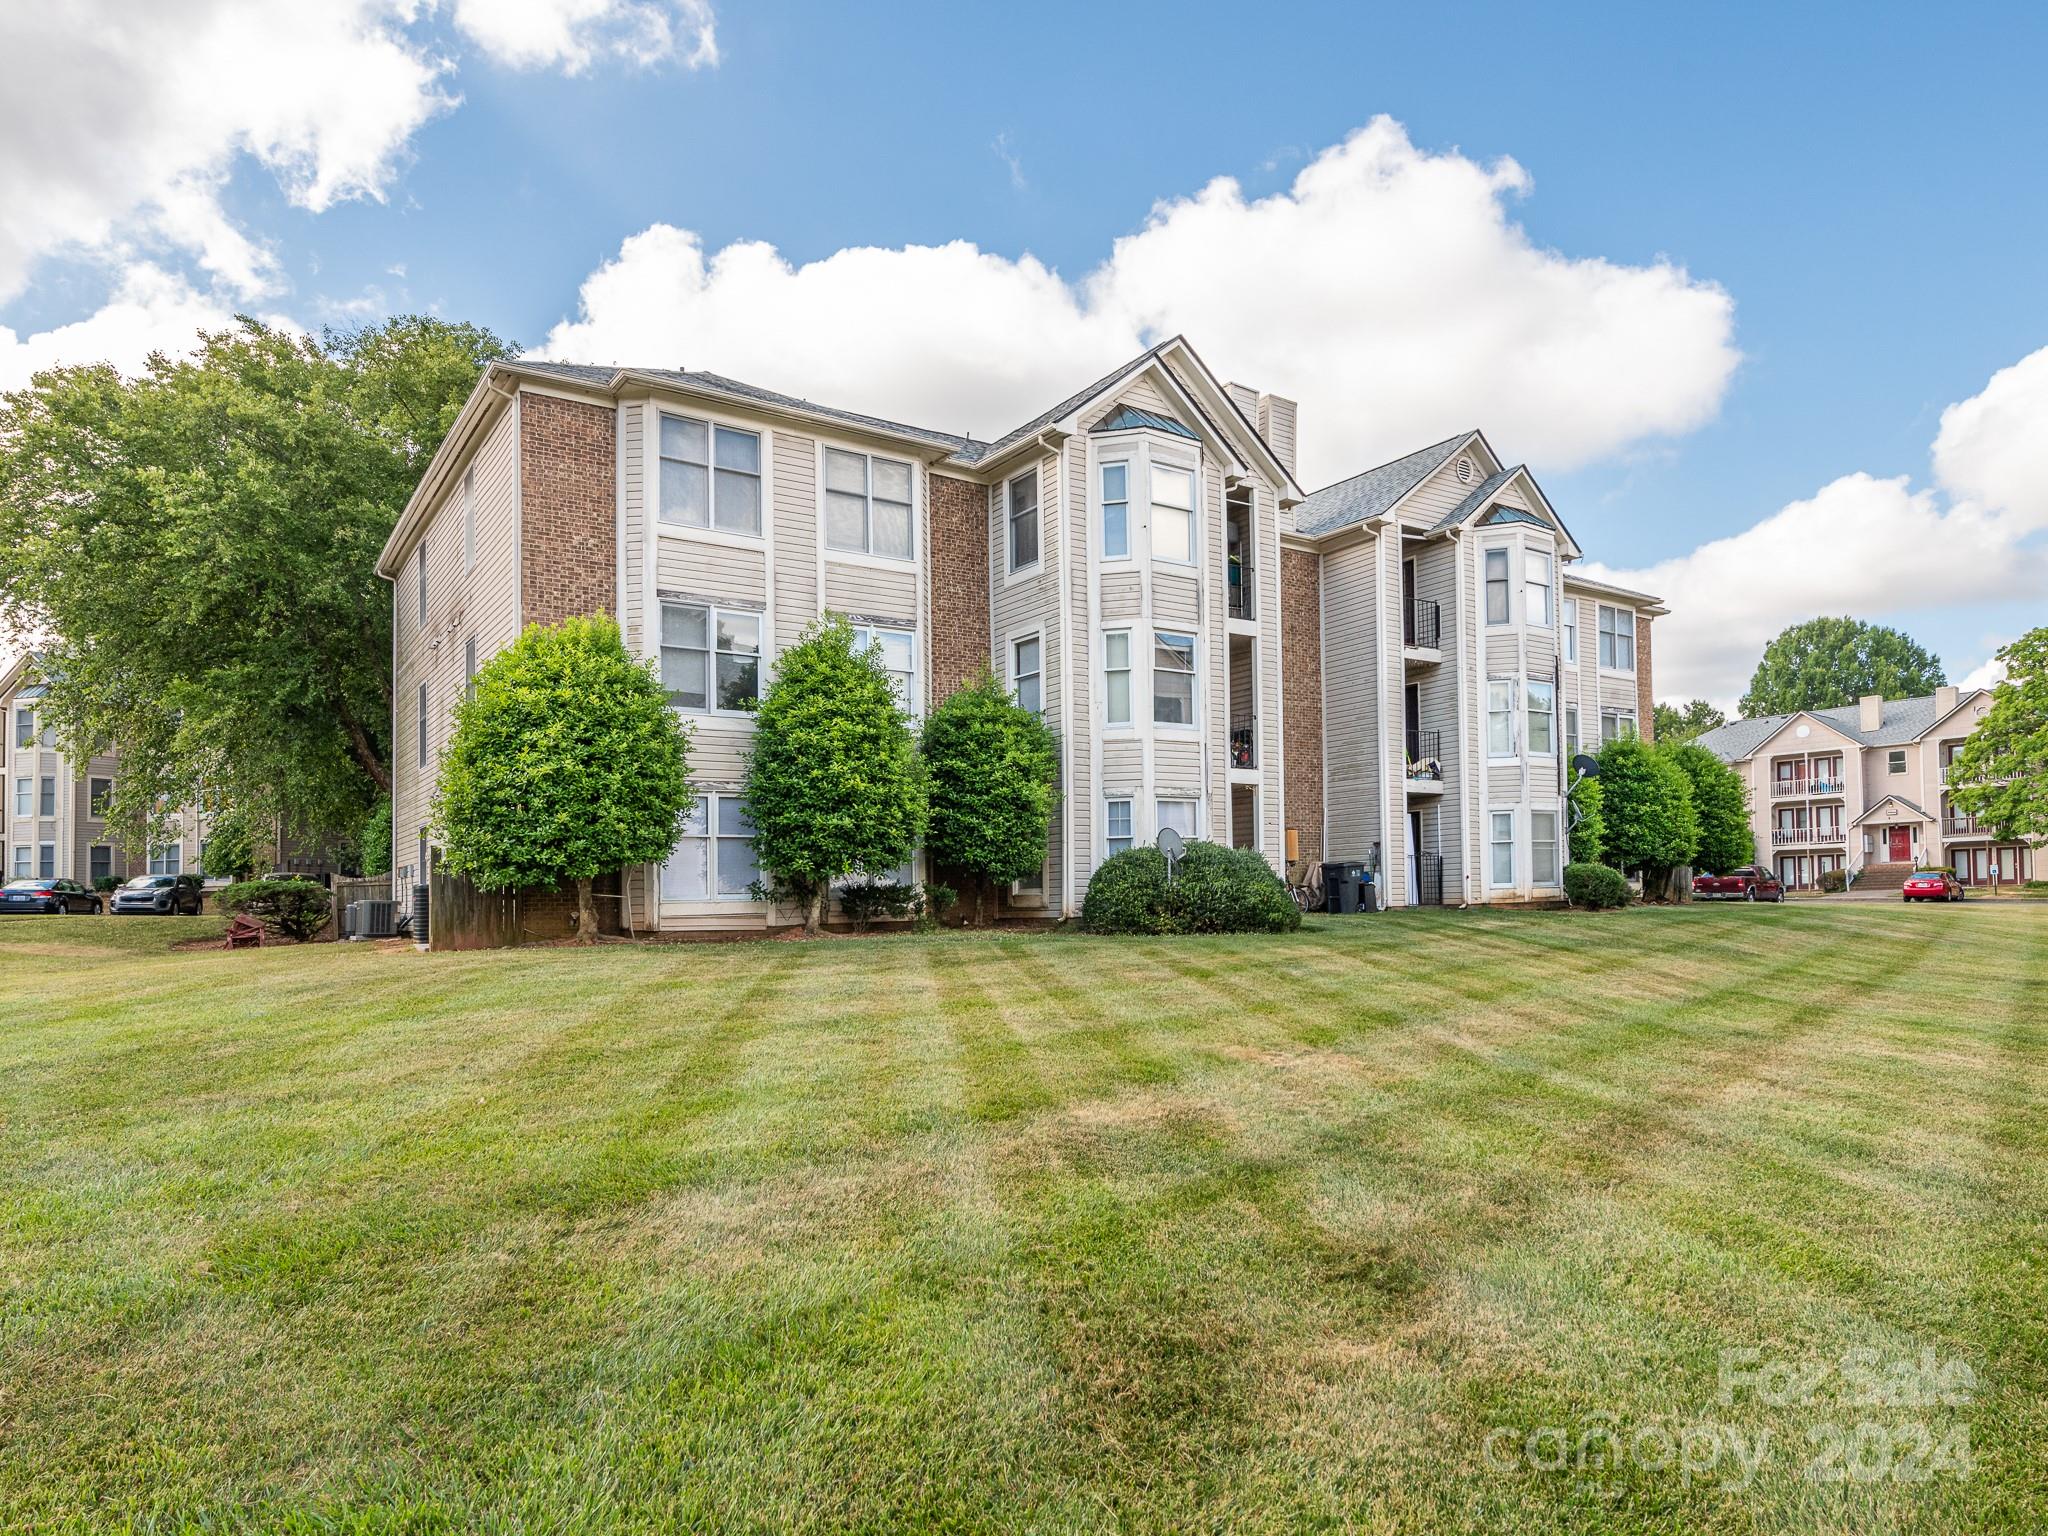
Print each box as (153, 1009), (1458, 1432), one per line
(1771, 774), (1846, 798)
(1229, 716), (1256, 770)
(1772, 827), (1845, 846)
(1943, 816), (1990, 838)
(1405, 598), (1441, 650)
(1415, 852), (1444, 906)
(1770, 779), (1809, 799)
(1227, 556), (1255, 620)
(1405, 728), (1443, 781)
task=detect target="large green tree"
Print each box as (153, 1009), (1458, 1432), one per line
(1946, 628), (2048, 843)
(1596, 734), (1699, 885)
(1741, 616), (1946, 717)
(1653, 698), (1727, 744)
(0, 315), (512, 854)
(433, 616), (693, 941)
(1659, 740), (1753, 873)
(743, 617), (927, 936)
(921, 668), (1060, 924)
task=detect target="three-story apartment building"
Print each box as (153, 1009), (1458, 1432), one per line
(379, 338), (1662, 931)
(1696, 687), (2039, 890)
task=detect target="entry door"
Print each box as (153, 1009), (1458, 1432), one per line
(1888, 826), (1911, 862)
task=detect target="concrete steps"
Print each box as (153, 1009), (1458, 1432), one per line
(1854, 861), (1915, 892)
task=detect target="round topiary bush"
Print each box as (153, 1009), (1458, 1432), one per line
(1081, 840), (1301, 935)
(1563, 861), (1629, 911)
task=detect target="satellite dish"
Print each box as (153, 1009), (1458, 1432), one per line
(1156, 826), (1186, 882)
(1571, 754), (1601, 779)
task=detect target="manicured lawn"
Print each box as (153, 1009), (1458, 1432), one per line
(1, 904), (2041, 1533)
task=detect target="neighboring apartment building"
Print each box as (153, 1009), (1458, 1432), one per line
(1696, 687), (2039, 890)
(0, 654), (208, 886)
(378, 338), (1661, 931)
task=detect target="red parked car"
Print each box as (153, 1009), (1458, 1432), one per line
(1902, 870), (1965, 903)
(1692, 865), (1785, 902)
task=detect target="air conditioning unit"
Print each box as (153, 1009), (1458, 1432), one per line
(345, 898), (399, 939)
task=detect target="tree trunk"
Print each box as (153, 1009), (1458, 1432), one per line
(805, 882), (826, 938)
(972, 877), (986, 928)
(573, 875), (600, 943)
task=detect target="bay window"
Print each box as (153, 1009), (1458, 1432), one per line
(661, 793), (759, 901)
(824, 448), (914, 559)
(1101, 462), (1130, 559)
(1489, 811), (1515, 886)
(9, 846), (25, 877)
(1600, 708), (1638, 745)
(1532, 811), (1560, 886)
(661, 602), (762, 712)
(1525, 550), (1553, 627)
(12, 708), (29, 747)
(1012, 635), (1042, 717)
(1103, 630), (1132, 725)
(38, 843), (56, 879)
(1485, 548), (1510, 624)
(849, 624), (916, 711)
(1566, 706), (1581, 758)
(660, 413), (762, 535)
(1153, 631), (1196, 725)
(38, 775), (54, 817)
(12, 778), (26, 815)
(1105, 799), (1133, 856)
(1487, 678), (1517, 756)
(1007, 470), (1039, 572)
(1598, 605), (1636, 671)
(1527, 679), (1556, 757)
(1157, 799), (1197, 838)
(1151, 465), (1196, 564)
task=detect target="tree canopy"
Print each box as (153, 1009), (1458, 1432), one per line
(742, 617), (927, 935)
(920, 669), (1060, 923)
(1740, 616), (1946, 718)
(1596, 734), (1699, 882)
(433, 615), (693, 941)
(0, 315), (512, 854)
(1659, 740), (1753, 873)
(1652, 698), (1727, 744)
(1946, 628), (2048, 843)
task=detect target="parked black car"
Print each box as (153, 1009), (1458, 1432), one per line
(0, 877), (103, 914)
(109, 873), (206, 915)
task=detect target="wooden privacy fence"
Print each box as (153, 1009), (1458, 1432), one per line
(322, 875), (392, 941)
(426, 855), (522, 951)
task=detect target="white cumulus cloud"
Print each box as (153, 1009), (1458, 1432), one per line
(0, 265), (297, 389)
(1588, 342), (2048, 707)
(541, 117), (1741, 487)
(452, 0), (717, 72)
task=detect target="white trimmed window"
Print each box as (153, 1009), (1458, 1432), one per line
(1598, 605), (1636, 671)
(462, 468), (475, 571)
(1153, 631), (1196, 725)
(90, 846), (111, 884)
(1011, 635), (1042, 717)
(850, 624), (916, 711)
(12, 777), (26, 816)
(1527, 679), (1556, 757)
(1566, 706), (1581, 758)
(1600, 708), (1638, 745)
(660, 413), (762, 535)
(824, 449), (914, 559)
(148, 844), (180, 876)
(9, 846), (25, 877)
(1525, 551), (1553, 628)
(1007, 470), (1039, 572)
(38, 843), (56, 879)
(1532, 811), (1560, 886)
(1562, 598), (1578, 663)
(39, 774), (55, 816)
(12, 708), (29, 748)
(661, 793), (759, 902)
(1888, 749), (1906, 774)
(1151, 465), (1196, 565)
(1105, 798), (1133, 856)
(1103, 630), (1132, 725)
(1490, 811), (1514, 886)
(1487, 678), (1517, 757)
(90, 777), (112, 817)
(1157, 799), (1197, 838)
(661, 603), (762, 713)
(1101, 462), (1130, 559)
(1485, 548), (1510, 625)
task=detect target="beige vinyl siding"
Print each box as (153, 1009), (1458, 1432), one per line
(1100, 571), (1142, 621)
(1320, 538), (1382, 865)
(1256, 486), (1284, 861)
(1152, 572), (1199, 630)
(1201, 463), (1227, 847)
(991, 452), (1064, 903)
(1105, 377), (1173, 420)
(657, 536), (767, 609)
(771, 430), (818, 653)
(1102, 737), (1143, 793)
(1394, 444), (1498, 532)
(1411, 538), (1463, 896)
(1066, 437), (1092, 884)
(823, 560), (917, 624)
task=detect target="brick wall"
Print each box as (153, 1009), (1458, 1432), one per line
(519, 393), (616, 626)
(1281, 547), (1325, 864)
(1636, 615), (1655, 742)
(928, 472), (990, 704)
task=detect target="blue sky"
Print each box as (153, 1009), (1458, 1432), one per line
(3, 0), (2044, 704)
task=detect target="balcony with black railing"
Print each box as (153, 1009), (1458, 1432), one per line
(1405, 727), (1444, 792)
(1229, 716), (1257, 771)
(1404, 598), (1441, 653)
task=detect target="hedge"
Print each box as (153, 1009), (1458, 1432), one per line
(217, 879), (333, 941)
(1818, 867), (1847, 893)
(1082, 841), (1301, 935)
(1563, 862), (1629, 910)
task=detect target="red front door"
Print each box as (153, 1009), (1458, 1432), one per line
(1888, 826), (1911, 862)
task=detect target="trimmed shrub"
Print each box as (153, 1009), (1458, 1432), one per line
(92, 875), (119, 894)
(1082, 841), (1301, 935)
(1564, 861), (1629, 910)
(217, 878), (332, 941)
(837, 878), (918, 933)
(1817, 868), (1847, 894)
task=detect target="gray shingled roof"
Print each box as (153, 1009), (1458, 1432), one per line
(1851, 794), (1932, 828)
(1294, 433), (1472, 537)
(1695, 691), (1980, 762)
(1428, 465), (1517, 532)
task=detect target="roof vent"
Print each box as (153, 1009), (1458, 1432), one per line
(1455, 456), (1474, 483)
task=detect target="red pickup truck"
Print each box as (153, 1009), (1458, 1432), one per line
(1693, 865), (1785, 902)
